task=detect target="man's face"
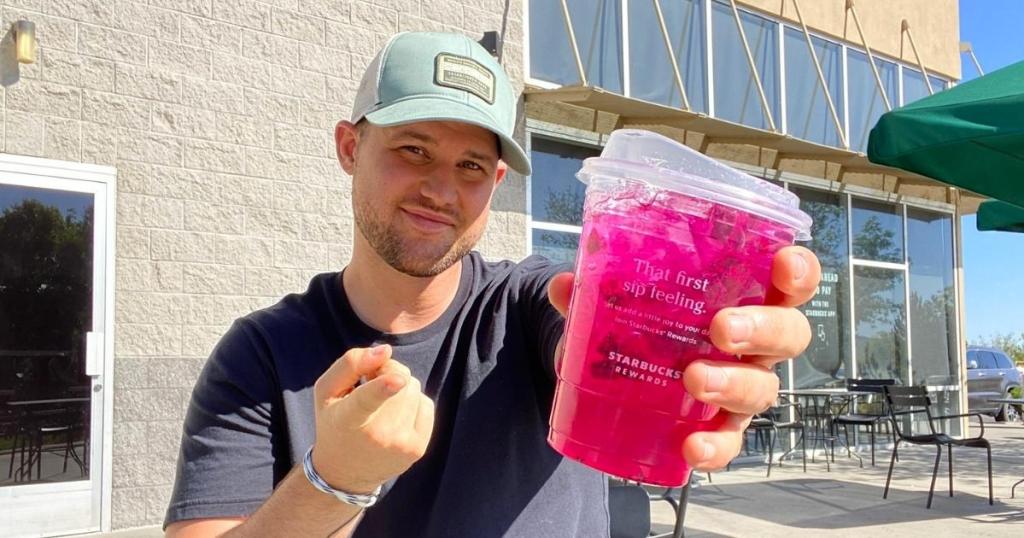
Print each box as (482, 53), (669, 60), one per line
(337, 120), (507, 277)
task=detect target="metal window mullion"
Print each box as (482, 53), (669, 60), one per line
(559, 0), (589, 86)
(706, 0), (716, 118)
(847, 192), (857, 379)
(525, 133), (534, 253)
(903, 203), (913, 386)
(728, 0), (776, 131)
(842, 44), (850, 149)
(532, 221), (585, 234)
(778, 21), (787, 134)
(622, 0), (631, 97)
(899, 64), (906, 108)
(851, 259), (907, 271)
(653, 0), (691, 110)
(791, 0), (847, 148)
(951, 191), (968, 434)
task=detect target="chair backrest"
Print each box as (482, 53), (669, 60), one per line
(608, 484), (651, 538)
(846, 378), (897, 415)
(845, 378), (896, 393)
(883, 385), (935, 438)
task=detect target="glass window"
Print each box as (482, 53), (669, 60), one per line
(902, 68), (927, 106)
(852, 198), (904, 263)
(530, 137), (596, 226)
(854, 266), (908, 383)
(977, 351), (997, 369)
(791, 187), (851, 388)
(532, 228), (579, 265)
(847, 50), (898, 152)
(1, 184), (95, 485)
(901, 68), (944, 107)
(628, 0), (707, 112)
(784, 28), (844, 147)
(907, 208), (957, 386)
(994, 353), (1013, 369)
(529, 136), (596, 264)
(528, 0), (624, 92)
(711, 1), (780, 130)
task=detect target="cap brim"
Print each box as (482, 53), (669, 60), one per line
(364, 97), (532, 176)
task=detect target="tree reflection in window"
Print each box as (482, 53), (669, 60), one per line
(852, 198), (904, 263)
(0, 197), (93, 400)
(854, 266), (907, 383)
(853, 216), (900, 261)
(543, 187), (584, 227)
(792, 187), (850, 388)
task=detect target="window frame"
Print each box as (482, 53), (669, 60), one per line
(524, 126), (604, 258)
(523, 0), (952, 150)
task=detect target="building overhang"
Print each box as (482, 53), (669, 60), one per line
(524, 84), (984, 214)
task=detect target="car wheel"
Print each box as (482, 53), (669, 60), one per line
(995, 393), (1012, 422)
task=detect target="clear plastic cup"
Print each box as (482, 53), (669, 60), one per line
(547, 129), (812, 486)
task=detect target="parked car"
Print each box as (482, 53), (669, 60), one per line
(966, 346), (1023, 421)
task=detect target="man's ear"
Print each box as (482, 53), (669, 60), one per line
(494, 161), (508, 186)
(335, 120), (359, 175)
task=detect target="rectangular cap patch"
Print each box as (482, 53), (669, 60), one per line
(434, 53), (495, 104)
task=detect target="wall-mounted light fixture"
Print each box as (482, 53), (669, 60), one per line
(14, 20), (37, 64)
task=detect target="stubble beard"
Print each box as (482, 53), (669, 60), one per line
(353, 194), (482, 278)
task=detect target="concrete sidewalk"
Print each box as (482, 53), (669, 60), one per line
(80, 420), (1024, 538)
(652, 418), (1024, 537)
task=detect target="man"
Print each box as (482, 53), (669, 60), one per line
(165, 32), (820, 537)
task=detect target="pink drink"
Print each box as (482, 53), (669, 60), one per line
(548, 130), (811, 486)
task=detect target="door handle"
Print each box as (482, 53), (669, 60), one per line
(85, 332), (103, 376)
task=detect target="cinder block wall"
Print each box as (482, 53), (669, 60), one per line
(0, 0), (527, 528)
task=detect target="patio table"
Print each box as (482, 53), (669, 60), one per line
(779, 389), (876, 469)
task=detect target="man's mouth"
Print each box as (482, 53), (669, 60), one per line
(400, 206), (457, 232)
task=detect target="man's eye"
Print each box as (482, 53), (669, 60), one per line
(461, 161), (483, 171)
(402, 146), (426, 156)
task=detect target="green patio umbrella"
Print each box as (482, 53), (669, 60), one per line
(977, 199), (1024, 232)
(867, 59), (1024, 209)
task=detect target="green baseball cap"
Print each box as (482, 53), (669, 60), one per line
(351, 31), (531, 176)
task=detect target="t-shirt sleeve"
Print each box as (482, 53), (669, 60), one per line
(164, 318), (280, 528)
(517, 255), (574, 378)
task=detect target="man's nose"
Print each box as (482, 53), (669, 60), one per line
(418, 169), (458, 208)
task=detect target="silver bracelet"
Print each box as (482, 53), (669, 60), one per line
(302, 446), (382, 508)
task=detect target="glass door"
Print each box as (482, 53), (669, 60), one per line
(0, 158), (112, 537)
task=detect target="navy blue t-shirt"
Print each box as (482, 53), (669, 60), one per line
(165, 252), (609, 537)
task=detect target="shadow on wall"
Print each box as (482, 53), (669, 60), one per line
(0, 25), (20, 87)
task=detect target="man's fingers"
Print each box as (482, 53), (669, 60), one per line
(683, 359), (779, 416)
(546, 272), (574, 317)
(367, 358), (412, 380)
(765, 246), (821, 307)
(708, 306), (811, 358)
(682, 413), (751, 471)
(346, 372), (408, 420)
(314, 345), (393, 408)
